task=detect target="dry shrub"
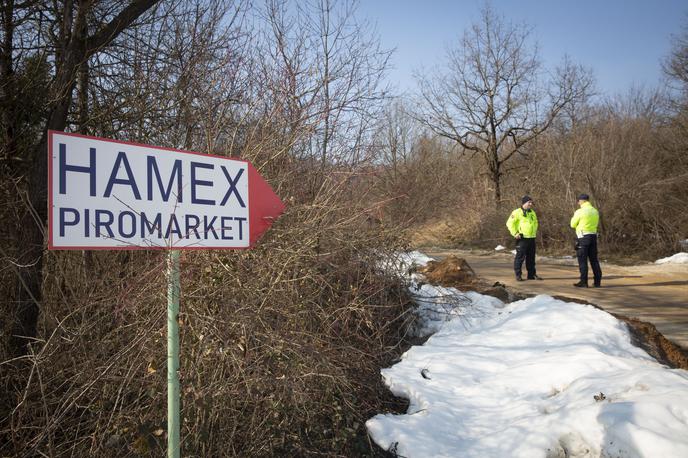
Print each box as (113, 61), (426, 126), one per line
(518, 115), (688, 257)
(400, 159), (511, 250)
(401, 110), (688, 258)
(407, 220), (460, 247)
(406, 205), (499, 250)
(0, 173), (26, 344)
(1, 1), (411, 455)
(373, 135), (504, 249)
(0, 169), (414, 456)
(373, 136), (471, 227)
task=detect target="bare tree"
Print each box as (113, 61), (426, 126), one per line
(7, 0), (159, 355)
(378, 100), (417, 179)
(664, 18), (688, 97)
(415, 5), (592, 208)
(663, 15), (688, 145)
(257, 0), (391, 196)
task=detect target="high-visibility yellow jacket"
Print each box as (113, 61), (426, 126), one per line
(570, 201), (599, 237)
(506, 208), (538, 238)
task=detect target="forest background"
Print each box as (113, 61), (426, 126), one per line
(1, 1), (687, 456)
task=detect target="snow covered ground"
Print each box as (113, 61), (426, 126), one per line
(367, 252), (688, 457)
(655, 252), (688, 265)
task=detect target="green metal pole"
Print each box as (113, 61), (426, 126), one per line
(167, 249), (181, 458)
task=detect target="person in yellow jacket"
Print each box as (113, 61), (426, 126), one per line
(570, 193), (602, 287)
(506, 195), (542, 282)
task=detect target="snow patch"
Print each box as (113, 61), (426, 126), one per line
(655, 252), (688, 264)
(368, 252), (688, 458)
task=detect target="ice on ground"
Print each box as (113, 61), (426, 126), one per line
(495, 245), (506, 251)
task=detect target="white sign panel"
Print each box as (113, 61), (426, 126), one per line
(49, 131), (250, 249)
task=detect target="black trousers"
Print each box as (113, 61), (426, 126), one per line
(576, 234), (602, 285)
(514, 238), (536, 278)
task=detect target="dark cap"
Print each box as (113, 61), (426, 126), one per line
(521, 195), (533, 205)
(577, 193), (590, 201)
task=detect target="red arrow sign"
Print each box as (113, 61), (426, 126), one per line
(247, 161), (285, 247)
(48, 131), (284, 250)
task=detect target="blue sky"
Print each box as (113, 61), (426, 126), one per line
(358, 0), (688, 97)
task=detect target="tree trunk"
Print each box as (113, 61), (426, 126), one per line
(493, 167), (502, 209)
(11, 95), (78, 354)
(488, 144), (502, 209)
(10, 0), (159, 355)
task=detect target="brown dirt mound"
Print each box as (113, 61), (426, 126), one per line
(417, 255), (477, 288)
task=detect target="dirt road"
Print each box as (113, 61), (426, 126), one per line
(425, 249), (688, 349)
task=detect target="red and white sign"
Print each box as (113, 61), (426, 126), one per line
(48, 131), (284, 250)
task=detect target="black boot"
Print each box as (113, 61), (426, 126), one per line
(516, 275), (525, 282)
(573, 281), (588, 288)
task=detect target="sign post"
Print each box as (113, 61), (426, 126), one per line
(167, 249), (181, 458)
(48, 131), (285, 457)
